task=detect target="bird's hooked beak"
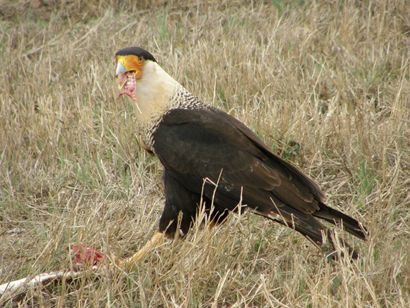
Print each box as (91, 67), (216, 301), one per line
(116, 62), (127, 77)
(116, 60), (137, 101)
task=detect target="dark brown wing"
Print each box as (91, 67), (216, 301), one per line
(152, 107), (366, 240)
(153, 108), (322, 212)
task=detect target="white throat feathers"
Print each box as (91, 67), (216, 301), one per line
(133, 61), (180, 126)
(131, 61), (209, 151)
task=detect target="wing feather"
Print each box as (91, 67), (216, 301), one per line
(152, 108), (323, 215)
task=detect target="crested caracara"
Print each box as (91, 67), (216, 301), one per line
(114, 47), (367, 265)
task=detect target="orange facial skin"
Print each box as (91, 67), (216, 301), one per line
(116, 55), (145, 100)
(116, 55), (144, 80)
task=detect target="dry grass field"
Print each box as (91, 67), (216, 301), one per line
(1, 0), (409, 306)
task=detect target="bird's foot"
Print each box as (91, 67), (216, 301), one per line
(71, 232), (165, 271)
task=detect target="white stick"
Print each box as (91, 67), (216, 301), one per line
(0, 267), (97, 298)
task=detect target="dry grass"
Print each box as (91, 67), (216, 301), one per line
(1, 0), (409, 306)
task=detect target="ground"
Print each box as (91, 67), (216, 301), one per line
(0, 0), (409, 306)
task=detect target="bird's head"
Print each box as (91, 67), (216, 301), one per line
(114, 47), (179, 117)
(115, 47), (157, 100)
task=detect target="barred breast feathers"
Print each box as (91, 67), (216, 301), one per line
(132, 61), (209, 151)
(146, 87), (211, 149)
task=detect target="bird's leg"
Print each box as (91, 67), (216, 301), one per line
(117, 232), (165, 268)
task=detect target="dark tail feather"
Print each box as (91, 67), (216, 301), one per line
(314, 203), (368, 240)
(257, 210), (360, 260)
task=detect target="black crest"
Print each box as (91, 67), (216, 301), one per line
(115, 47), (157, 63)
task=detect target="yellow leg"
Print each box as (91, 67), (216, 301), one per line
(117, 232), (165, 268)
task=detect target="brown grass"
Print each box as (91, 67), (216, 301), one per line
(1, 0), (409, 306)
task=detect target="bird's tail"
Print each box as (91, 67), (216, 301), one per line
(257, 210), (360, 260)
(313, 202), (368, 240)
